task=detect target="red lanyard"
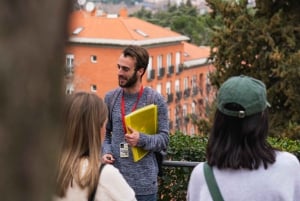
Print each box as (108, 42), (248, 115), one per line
(121, 86), (144, 133)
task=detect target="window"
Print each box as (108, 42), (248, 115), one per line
(66, 83), (74, 94)
(166, 81), (171, 94)
(134, 29), (148, 37)
(91, 84), (97, 92)
(191, 102), (196, 114)
(147, 56), (153, 80)
(157, 55), (163, 76)
(175, 79), (180, 92)
(91, 55), (97, 63)
(183, 104), (187, 117)
(206, 73), (211, 95)
(66, 54), (74, 74)
(66, 54), (74, 67)
(175, 52), (181, 72)
(167, 53), (172, 67)
(72, 26), (84, 35)
(156, 83), (162, 94)
(190, 126), (195, 136)
(192, 75), (197, 88)
(174, 112), (178, 128)
(199, 73), (204, 95)
(184, 77), (189, 90)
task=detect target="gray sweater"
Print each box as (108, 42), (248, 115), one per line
(103, 87), (169, 195)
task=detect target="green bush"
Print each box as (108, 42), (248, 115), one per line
(158, 132), (300, 201)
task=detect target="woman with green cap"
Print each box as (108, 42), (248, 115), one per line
(187, 75), (300, 201)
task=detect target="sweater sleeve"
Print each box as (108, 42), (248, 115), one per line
(96, 164), (137, 201)
(137, 89), (170, 152)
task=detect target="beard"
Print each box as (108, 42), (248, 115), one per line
(118, 71), (138, 88)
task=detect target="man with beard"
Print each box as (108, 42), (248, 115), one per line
(102, 45), (169, 201)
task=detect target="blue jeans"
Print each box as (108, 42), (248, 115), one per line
(136, 193), (157, 201)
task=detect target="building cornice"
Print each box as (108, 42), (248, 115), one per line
(68, 36), (190, 46)
(184, 58), (209, 68)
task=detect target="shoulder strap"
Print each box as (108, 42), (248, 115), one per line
(203, 162), (224, 201)
(108, 87), (122, 124)
(145, 87), (156, 105)
(89, 163), (106, 201)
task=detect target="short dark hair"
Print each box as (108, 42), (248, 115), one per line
(206, 107), (276, 170)
(123, 45), (149, 77)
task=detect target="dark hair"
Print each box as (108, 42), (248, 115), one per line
(206, 105), (276, 170)
(123, 45), (149, 77)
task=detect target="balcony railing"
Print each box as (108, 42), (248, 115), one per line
(184, 115), (189, 123)
(167, 93), (173, 103)
(167, 65), (174, 76)
(175, 91), (182, 102)
(148, 69), (155, 80)
(192, 87), (199, 96)
(176, 64), (184, 74)
(183, 88), (191, 98)
(65, 65), (74, 76)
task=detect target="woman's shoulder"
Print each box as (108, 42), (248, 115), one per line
(190, 162), (205, 179)
(96, 164), (137, 201)
(100, 164), (123, 178)
(276, 151), (299, 163)
(276, 151), (300, 166)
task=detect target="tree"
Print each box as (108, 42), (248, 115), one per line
(0, 1), (72, 200)
(206, 0), (300, 138)
(131, 3), (217, 46)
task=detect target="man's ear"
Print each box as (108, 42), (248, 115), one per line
(137, 68), (145, 76)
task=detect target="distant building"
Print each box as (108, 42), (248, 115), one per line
(141, 0), (210, 14)
(65, 6), (215, 134)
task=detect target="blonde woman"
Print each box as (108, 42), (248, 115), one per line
(54, 92), (136, 201)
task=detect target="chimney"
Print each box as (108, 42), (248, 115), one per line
(119, 8), (128, 17)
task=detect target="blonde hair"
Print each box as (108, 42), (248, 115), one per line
(56, 92), (108, 198)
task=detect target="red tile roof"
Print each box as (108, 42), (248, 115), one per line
(182, 42), (211, 67)
(68, 10), (189, 46)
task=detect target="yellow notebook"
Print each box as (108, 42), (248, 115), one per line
(125, 104), (158, 162)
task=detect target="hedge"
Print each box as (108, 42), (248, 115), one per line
(158, 131), (300, 201)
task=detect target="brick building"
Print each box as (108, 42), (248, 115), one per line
(65, 7), (215, 134)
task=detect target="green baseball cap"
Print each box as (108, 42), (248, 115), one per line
(217, 75), (270, 118)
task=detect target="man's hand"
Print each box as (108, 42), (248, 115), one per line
(125, 126), (140, 147)
(102, 154), (115, 164)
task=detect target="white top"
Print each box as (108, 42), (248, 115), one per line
(54, 163), (137, 201)
(187, 151), (300, 201)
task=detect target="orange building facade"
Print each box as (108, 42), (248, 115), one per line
(65, 8), (215, 135)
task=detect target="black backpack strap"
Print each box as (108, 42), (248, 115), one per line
(89, 164), (106, 201)
(203, 162), (224, 201)
(107, 87), (122, 130)
(144, 87), (167, 177)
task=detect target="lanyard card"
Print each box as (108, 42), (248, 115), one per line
(119, 142), (129, 158)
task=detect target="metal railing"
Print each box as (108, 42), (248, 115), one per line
(162, 160), (200, 167)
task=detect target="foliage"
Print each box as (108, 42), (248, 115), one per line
(158, 131), (207, 201)
(190, 114), (211, 136)
(158, 132), (300, 201)
(131, 3), (219, 45)
(189, 98), (217, 135)
(268, 137), (300, 160)
(206, 0), (300, 138)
